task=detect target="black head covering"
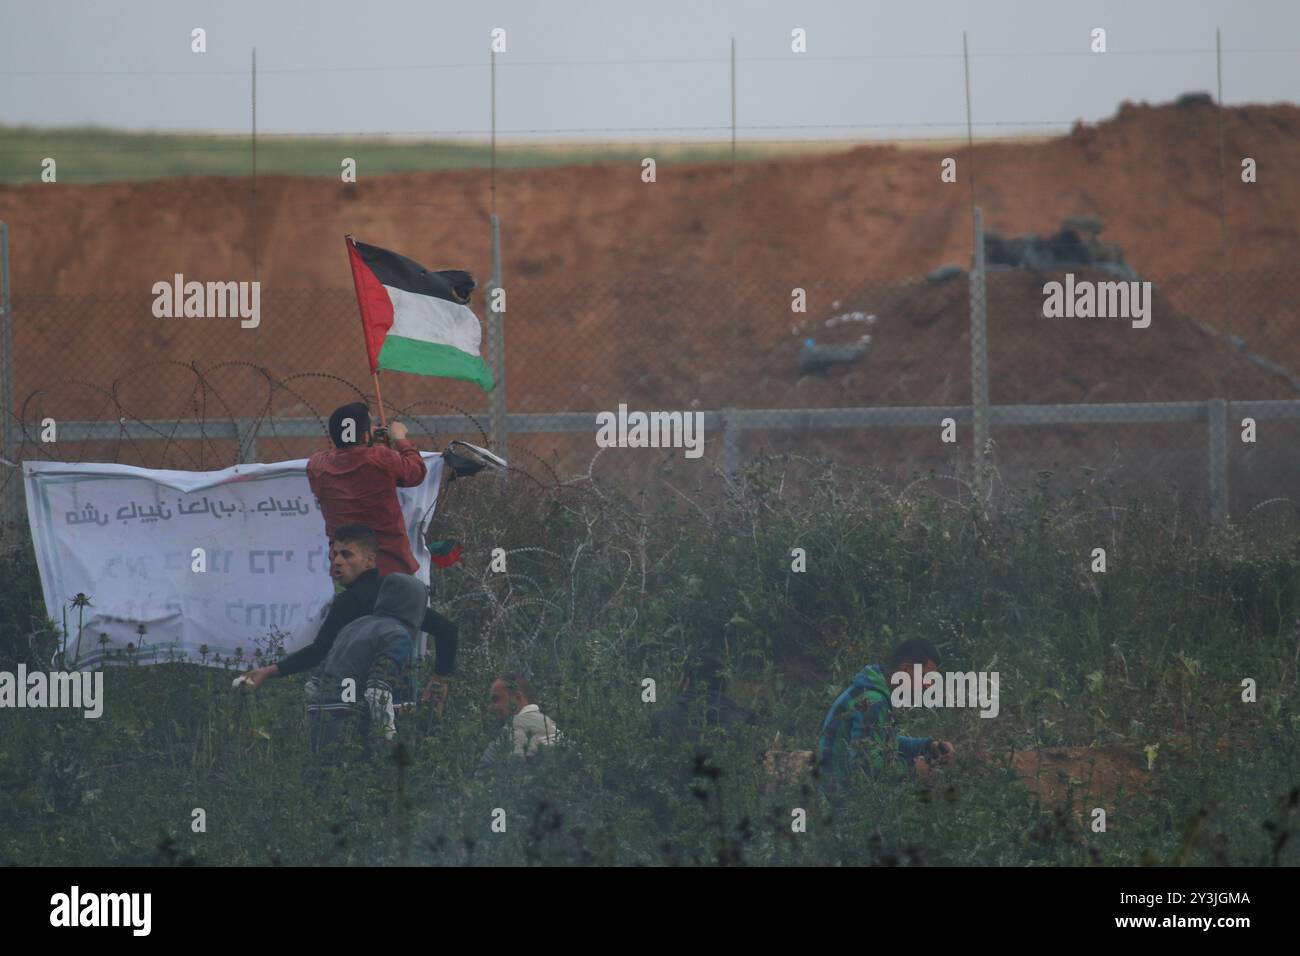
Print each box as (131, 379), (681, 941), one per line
(328, 402), (371, 447)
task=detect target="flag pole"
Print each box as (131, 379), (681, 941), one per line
(372, 371), (388, 428)
(346, 234), (389, 429)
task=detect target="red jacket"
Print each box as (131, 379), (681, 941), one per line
(306, 440), (428, 577)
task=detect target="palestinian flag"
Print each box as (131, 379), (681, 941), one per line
(428, 540), (464, 570)
(345, 236), (495, 391)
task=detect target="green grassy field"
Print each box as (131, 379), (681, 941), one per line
(1, 459), (1297, 866)
(0, 125), (862, 184)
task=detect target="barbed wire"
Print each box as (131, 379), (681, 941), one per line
(4, 264), (1300, 526)
(3, 362), (558, 492)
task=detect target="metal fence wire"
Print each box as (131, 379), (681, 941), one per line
(2, 222), (1299, 526)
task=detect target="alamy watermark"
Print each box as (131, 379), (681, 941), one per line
(891, 665), (999, 718)
(1042, 273), (1152, 329)
(595, 404), (704, 459)
(0, 665), (103, 718)
(151, 273), (261, 328)
(50, 886), (150, 935)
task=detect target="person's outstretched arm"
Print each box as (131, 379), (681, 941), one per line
(245, 586), (365, 687)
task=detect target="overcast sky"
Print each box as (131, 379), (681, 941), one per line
(1, 0), (1297, 142)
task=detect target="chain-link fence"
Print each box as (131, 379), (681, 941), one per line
(3, 248), (1298, 526)
(4, 30), (1296, 525)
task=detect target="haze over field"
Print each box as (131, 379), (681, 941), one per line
(2, 0), (1297, 141)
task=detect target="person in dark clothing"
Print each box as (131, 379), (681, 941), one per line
(242, 525), (457, 713)
(640, 652), (760, 853)
(306, 573), (428, 757)
(648, 652), (762, 781)
(648, 655), (758, 741)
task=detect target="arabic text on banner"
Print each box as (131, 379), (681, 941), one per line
(23, 455), (444, 669)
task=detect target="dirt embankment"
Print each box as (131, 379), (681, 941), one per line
(0, 100), (1297, 423)
(4, 100), (1297, 291)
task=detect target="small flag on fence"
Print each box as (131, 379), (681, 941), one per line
(428, 540), (464, 570)
(345, 236), (495, 392)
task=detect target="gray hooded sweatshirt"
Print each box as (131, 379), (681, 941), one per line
(316, 573), (428, 710)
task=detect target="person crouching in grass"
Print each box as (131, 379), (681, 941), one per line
(307, 573), (428, 760)
(475, 673), (562, 778)
(817, 638), (956, 794)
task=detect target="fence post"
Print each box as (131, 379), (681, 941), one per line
(487, 213), (507, 462)
(236, 419), (258, 465)
(1207, 398), (1228, 526)
(0, 221), (15, 526)
(969, 207), (991, 504)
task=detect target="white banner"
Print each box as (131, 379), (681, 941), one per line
(24, 454), (444, 670)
